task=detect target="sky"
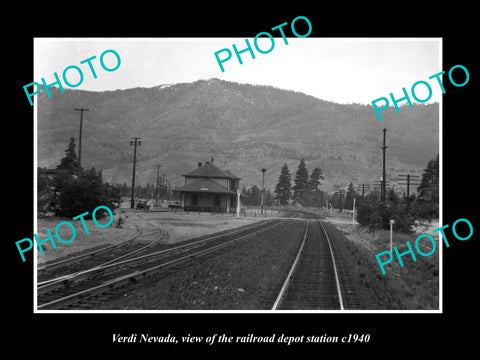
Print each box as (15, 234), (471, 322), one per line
(34, 38), (441, 105)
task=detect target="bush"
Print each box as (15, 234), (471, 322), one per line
(356, 193), (415, 234)
(56, 168), (116, 218)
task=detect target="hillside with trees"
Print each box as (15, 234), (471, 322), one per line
(37, 79), (438, 194)
(274, 160), (328, 208)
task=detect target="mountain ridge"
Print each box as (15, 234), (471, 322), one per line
(37, 78), (439, 192)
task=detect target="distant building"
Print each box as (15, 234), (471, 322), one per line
(38, 168), (78, 178)
(173, 160), (240, 213)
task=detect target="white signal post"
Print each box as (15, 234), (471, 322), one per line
(236, 189), (241, 218)
(390, 219), (395, 253)
(352, 198), (356, 223)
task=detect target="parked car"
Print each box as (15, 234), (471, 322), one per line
(168, 201), (183, 209)
(136, 200), (149, 210)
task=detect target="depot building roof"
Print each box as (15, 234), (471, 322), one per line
(173, 178), (237, 195)
(182, 161), (241, 180)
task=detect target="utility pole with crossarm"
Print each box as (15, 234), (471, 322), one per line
(75, 108), (89, 174)
(130, 137), (142, 209)
(382, 128), (387, 202)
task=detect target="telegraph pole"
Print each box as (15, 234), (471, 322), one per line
(261, 168), (266, 215)
(339, 189), (345, 212)
(398, 174), (420, 197)
(382, 128), (387, 202)
(130, 137), (142, 209)
(356, 183), (370, 201)
(75, 108), (89, 174)
(161, 173), (166, 203)
(374, 180), (389, 198)
(406, 174), (410, 197)
(155, 164), (161, 204)
(335, 189), (346, 212)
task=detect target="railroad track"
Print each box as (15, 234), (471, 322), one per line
(272, 213), (359, 310)
(37, 227), (168, 284)
(37, 214), (296, 310)
(37, 227), (144, 281)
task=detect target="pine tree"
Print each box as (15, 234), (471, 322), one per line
(52, 137), (81, 212)
(309, 167), (325, 207)
(121, 183), (129, 196)
(241, 185), (248, 197)
(416, 154), (439, 220)
(418, 154), (439, 202)
(250, 184), (261, 206)
(344, 182), (356, 210)
(103, 183), (123, 208)
(274, 163), (292, 205)
(264, 189), (275, 206)
(309, 167), (325, 191)
(38, 168), (55, 215)
(57, 137), (81, 173)
(387, 187), (400, 204)
(293, 159), (309, 206)
(240, 185), (262, 206)
(57, 167), (113, 218)
(53, 137), (117, 217)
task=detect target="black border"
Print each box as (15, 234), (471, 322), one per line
(6, 6), (477, 355)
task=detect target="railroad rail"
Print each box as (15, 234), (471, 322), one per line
(272, 213), (353, 310)
(37, 227), (144, 280)
(37, 214), (296, 310)
(37, 228), (165, 292)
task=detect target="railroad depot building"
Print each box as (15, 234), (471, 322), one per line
(173, 160), (241, 213)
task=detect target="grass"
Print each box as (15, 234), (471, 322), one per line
(252, 207), (439, 310)
(35, 210), (267, 264)
(333, 223), (439, 310)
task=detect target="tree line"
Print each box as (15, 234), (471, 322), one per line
(38, 137), (123, 217)
(114, 182), (173, 202)
(38, 137), (178, 217)
(356, 154), (439, 233)
(274, 159), (327, 207)
(240, 185), (276, 206)
(270, 155), (439, 234)
(39, 137), (438, 235)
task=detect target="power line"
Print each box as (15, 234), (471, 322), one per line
(355, 183), (370, 200)
(261, 168), (266, 215)
(155, 164), (161, 204)
(161, 173), (166, 203)
(334, 189), (347, 212)
(397, 174), (420, 197)
(373, 180), (390, 194)
(74, 108), (89, 174)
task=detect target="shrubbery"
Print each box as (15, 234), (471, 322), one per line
(55, 168), (121, 218)
(356, 155), (439, 234)
(38, 137), (122, 218)
(356, 191), (416, 234)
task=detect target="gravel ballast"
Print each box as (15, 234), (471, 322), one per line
(96, 218), (307, 310)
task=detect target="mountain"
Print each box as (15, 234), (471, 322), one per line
(37, 78), (439, 193)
